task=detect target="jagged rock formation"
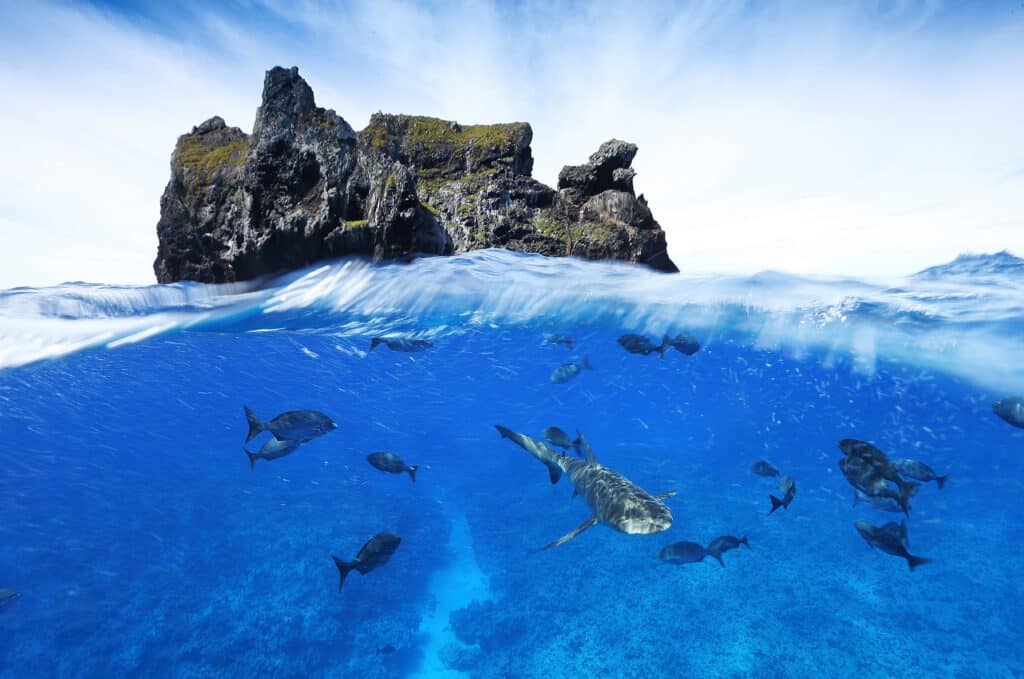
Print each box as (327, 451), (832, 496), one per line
(154, 66), (677, 283)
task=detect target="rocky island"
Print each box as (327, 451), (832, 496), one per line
(154, 66), (677, 283)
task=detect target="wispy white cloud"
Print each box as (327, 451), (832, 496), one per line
(0, 0), (1021, 287)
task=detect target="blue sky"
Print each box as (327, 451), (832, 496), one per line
(0, 0), (1022, 286)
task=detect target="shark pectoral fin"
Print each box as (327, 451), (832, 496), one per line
(652, 491), (676, 501)
(542, 516), (598, 550)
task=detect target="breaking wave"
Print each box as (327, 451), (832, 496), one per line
(2, 249), (1022, 390)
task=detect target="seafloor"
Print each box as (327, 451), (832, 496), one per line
(0, 328), (1021, 678)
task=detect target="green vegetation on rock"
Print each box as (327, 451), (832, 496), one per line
(176, 135), (248, 179)
(363, 114), (527, 172)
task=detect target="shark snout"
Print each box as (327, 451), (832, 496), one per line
(616, 506), (673, 535)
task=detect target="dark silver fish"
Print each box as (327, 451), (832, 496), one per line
(663, 333), (700, 356)
(852, 488), (908, 513)
(0, 589), (19, 612)
(879, 520), (909, 548)
(769, 478), (796, 514)
(891, 458), (948, 490)
(617, 334), (667, 357)
(750, 460), (779, 477)
(543, 427), (581, 455)
(332, 532), (402, 590)
(370, 338), (433, 352)
(243, 438), (301, 469)
(366, 452), (418, 482)
(705, 535), (750, 566)
(544, 334), (575, 349)
(838, 439), (909, 489)
(993, 397), (1024, 429)
(550, 356), (592, 384)
(495, 426), (674, 549)
(658, 541), (707, 565)
(853, 521), (930, 571)
(244, 406), (336, 443)
(838, 439), (917, 515)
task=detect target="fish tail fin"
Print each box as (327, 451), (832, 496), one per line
(907, 554), (931, 572)
(244, 448), (257, 470)
(741, 536), (750, 549)
(936, 475), (948, 490)
(495, 425), (563, 484)
(244, 406), (263, 443)
(769, 494), (784, 514)
(659, 335), (670, 357)
(407, 465), (418, 483)
(332, 556), (356, 590)
(571, 437), (583, 457)
(369, 338), (383, 351)
(710, 551), (724, 567)
(581, 355), (592, 370)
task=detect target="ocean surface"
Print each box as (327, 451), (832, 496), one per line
(1, 249), (1022, 678)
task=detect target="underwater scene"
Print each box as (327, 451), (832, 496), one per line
(1, 249), (1023, 678)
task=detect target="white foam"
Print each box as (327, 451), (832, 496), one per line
(2, 250), (1023, 391)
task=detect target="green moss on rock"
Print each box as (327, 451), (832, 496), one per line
(176, 136), (248, 179)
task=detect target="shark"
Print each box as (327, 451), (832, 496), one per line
(494, 425), (675, 549)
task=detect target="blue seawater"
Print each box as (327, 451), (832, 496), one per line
(1, 249), (1023, 678)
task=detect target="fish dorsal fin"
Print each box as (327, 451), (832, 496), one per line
(576, 428), (597, 464)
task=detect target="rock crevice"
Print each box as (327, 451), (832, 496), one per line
(154, 66), (677, 283)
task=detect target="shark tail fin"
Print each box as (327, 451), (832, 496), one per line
(906, 554), (931, 572)
(332, 556), (356, 590)
(936, 475), (948, 490)
(407, 465), (418, 483)
(244, 406), (263, 443)
(244, 448), (257, 470)
(571, 437), (583, 457)
(495, 425), (563, 485)
(769, 494), (785, 514)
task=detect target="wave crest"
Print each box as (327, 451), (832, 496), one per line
(1, 250), (1022, 390)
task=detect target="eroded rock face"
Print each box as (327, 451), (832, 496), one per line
(154, 66), (677, 283)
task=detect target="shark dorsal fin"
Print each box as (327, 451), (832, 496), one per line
(575, 428), (597, 464)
